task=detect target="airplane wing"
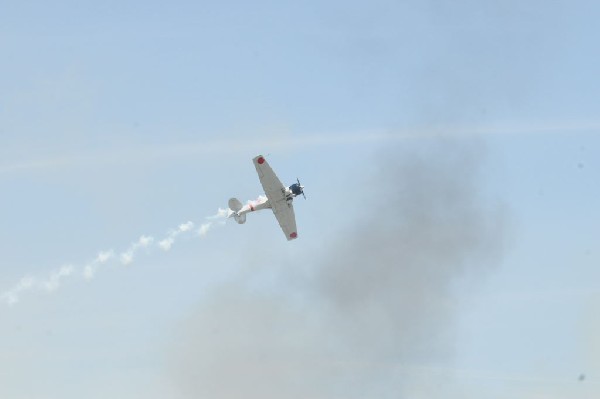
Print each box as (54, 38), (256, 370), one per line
(253, 155), (298, 240)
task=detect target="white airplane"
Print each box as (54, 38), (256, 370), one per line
(228, 155), (305, 241)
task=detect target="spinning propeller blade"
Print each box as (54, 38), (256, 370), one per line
(297, 177), (306, 199)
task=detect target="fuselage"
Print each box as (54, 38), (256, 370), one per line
(236, 183), (303, 217)
(237, 195), (271, 216)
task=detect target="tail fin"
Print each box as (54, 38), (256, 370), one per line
(228, 198), (246, 224)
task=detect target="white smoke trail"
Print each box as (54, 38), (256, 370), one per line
(0, 264), (75, 305)
(1, 208), (231, 306)
(1, 276), (35, 306)
(83, 250), (115, 281)
(207, 207), (232, 220)
(43, 264), (75, 292)
(120, 235), (154, 265)
(197, 208), (231, 237)
(197, 223), (212, 237)
(158, 221), (195, 251)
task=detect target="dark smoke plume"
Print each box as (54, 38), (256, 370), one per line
(171, 141), (507, 398)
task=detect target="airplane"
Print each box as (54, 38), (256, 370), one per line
(228, 155), (305, 241)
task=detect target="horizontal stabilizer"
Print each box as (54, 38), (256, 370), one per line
(234, 213), (246, 224)
(228, 198), (243, 212)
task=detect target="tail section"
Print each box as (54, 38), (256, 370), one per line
(228, 198), (246, 224)
(228, 198), (243, 212)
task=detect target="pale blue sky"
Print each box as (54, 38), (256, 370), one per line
(1, 1), (600, 398)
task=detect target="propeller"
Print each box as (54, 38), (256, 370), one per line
(297, 177), (306, 199)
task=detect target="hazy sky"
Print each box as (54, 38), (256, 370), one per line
(1, 1), (600, 398)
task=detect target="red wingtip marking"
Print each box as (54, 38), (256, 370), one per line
(290, 232), (297, 239)
(257, 156), (265, 164)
